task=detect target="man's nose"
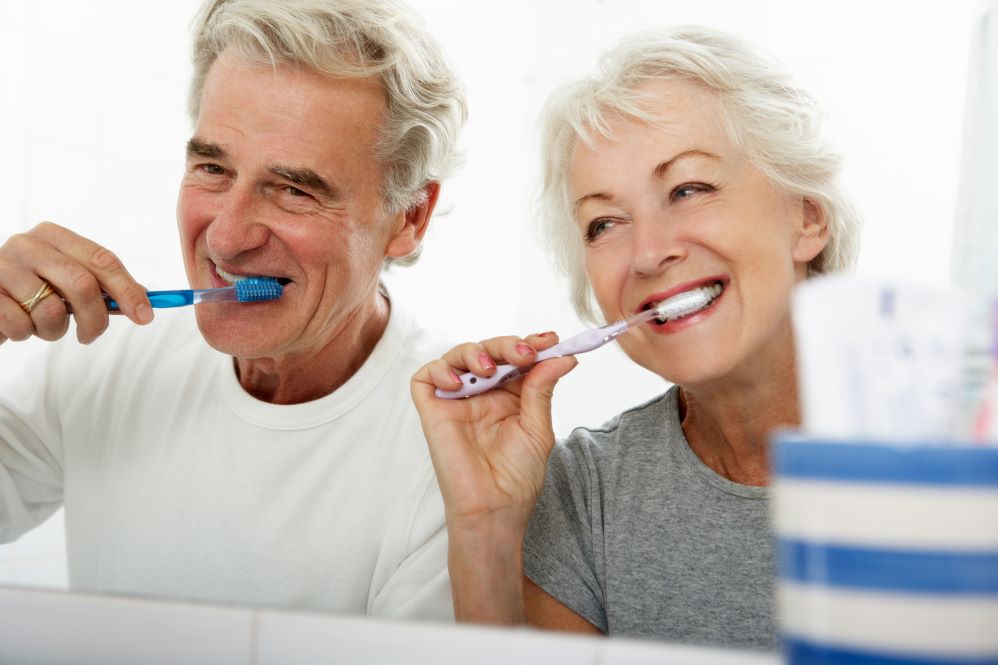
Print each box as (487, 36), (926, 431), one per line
(204, 184), (271, 259)
(629, 214), (687, 277)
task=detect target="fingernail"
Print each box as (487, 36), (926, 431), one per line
(536, 331), (555, 338)
(136, 303), (153, 324)
(448, 370), (462, 385)
(515, 343), (535, 357)
(478, 352), (495, 370)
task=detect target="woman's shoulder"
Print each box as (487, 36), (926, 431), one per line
(555, 386), (681, 462)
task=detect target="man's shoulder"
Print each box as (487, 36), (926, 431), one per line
(382, 300), (454, 373)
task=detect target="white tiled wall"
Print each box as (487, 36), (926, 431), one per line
(0, 0), (983, 601)
(0, 0), (201, 590)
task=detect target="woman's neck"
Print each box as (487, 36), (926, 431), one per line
(678, 350), (801, 487)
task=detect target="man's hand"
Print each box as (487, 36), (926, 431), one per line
(0, 222), (152, 346)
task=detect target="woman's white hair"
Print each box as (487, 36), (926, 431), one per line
(189, 0), (467, 266)
(538, 26), (861, 322)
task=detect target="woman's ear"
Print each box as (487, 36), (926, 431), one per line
(792, 197), (830, 264)
(385, 182), (441, 259)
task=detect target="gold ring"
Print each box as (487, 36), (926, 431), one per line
(19, 281), (56, 315)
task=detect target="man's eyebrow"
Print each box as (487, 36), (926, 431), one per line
(573, 149), (721, 211)
(186, 138), (226, 159)
(269, 166), (339, 200)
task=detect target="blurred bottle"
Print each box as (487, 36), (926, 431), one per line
(953, 0), (998, 440)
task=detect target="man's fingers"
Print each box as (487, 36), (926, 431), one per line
(33, 222), (151, 326)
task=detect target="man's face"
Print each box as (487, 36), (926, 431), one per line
(177, 51), (411, 363)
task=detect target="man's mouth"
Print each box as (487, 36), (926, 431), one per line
(216, 266), (249, 284)
(215, 265), (291, 286)
(641, 281), (725, 324)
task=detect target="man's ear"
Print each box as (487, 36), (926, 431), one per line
(792, 197), (830, 264)
(385, 182), (440, 259)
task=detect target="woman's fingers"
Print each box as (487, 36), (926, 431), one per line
(417, 331), (570, 399)
(422, 358), (465, 394)
(519, 355), (577, 439)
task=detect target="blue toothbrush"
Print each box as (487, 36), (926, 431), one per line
(106, 276), (284, 310)
(65, 276), (284, 312)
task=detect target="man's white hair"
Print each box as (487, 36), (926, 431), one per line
(189, 0), (467, 266)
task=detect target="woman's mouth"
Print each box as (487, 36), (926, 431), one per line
(642, 280), (725, 324)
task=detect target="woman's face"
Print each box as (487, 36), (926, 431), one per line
(568, 80), (828, 390)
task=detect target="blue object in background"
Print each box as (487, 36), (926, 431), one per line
(771, 435), (998, 665)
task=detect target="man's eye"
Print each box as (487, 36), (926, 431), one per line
(283, 186), (310, 198)
(585, 218), (617, 242)
(199, 164), (225, 175)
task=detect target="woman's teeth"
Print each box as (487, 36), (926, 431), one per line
(649, 282), (724, 324)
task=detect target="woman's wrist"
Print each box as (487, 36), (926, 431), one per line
(446, 511), (529, 624)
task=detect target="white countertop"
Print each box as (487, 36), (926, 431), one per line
(0, 585), (780, 665)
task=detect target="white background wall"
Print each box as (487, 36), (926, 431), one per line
(0, 0), (980, 589)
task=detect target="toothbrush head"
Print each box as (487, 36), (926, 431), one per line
(652, 284), (719, 321)
(234, 277), (284, 302)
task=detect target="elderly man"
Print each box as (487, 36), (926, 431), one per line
(0, 0), (465, 620)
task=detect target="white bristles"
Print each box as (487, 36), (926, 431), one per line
(653, 284), (720, 321)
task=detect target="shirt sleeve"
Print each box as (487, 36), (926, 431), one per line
(0, 343), (66, 544)
(523, 431), (608, 633)
(367, 458), (453, 622)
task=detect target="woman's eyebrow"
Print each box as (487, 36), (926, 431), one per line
(653, 149), (721, 179)
(573, 149), (722, 211)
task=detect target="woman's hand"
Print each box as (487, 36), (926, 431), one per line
(0, 222), (152, 346)
(411, 333), (577, 623)
(411, 333), (577, 534)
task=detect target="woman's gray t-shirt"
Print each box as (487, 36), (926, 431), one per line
(523, 386), (777, 649)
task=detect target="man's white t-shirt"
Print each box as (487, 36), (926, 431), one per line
(0, 297), (452, 620)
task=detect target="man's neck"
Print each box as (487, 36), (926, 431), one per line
(233, 291), (391, 405)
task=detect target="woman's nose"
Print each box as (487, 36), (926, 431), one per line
(204, 185), (271, 260)
(629, 215), (687, 277)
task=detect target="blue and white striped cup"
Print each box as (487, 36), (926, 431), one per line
(772, 435), (998, 664)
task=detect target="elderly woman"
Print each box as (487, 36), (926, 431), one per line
(411, 27), (859, 649)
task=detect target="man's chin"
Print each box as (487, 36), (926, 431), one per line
(194, 310), (278, 360)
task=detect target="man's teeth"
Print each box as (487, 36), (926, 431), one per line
(651, 282), (724, 323)
(216, 267), (248, 284)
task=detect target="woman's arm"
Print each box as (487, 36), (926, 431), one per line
(524, 577), (603, 634)
(411, 333), (577, 624)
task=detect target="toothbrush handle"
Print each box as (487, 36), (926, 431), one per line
(435, 324), (626, 400)
(64, 290), (194, 314)
(436, 363), (529, 399)
(105, 290), (194, 310)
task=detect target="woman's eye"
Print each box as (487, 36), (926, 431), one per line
(585, 218), (617, 242)
(671, 182), (714, 201)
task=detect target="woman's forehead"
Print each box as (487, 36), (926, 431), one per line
(568, 89), (731, 185)
(580, 82), (726, 147)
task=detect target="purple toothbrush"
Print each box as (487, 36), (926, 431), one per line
(435, 286), (717, 399)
